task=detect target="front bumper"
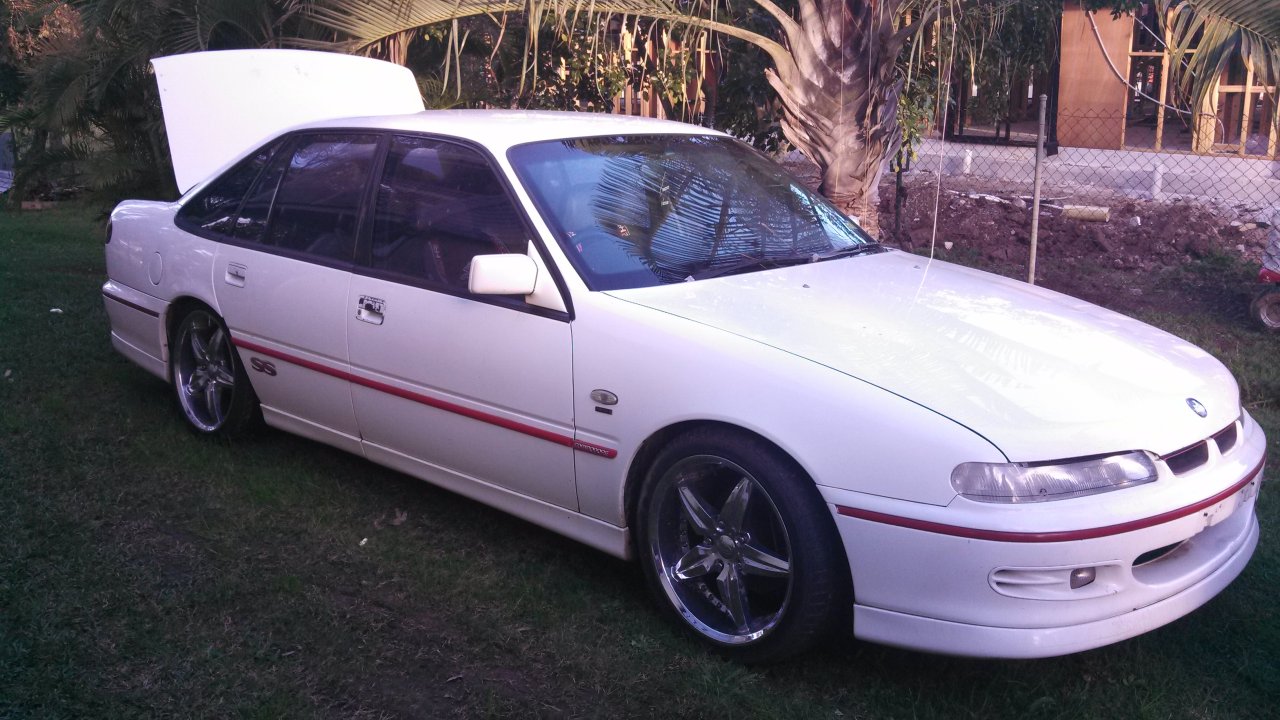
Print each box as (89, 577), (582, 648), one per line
(823, 415), (1266, 658)
(848, 506), (1258, 658)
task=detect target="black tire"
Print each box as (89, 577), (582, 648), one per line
(635, 427), (849, 663)
(170, 307), (259, 437)
(1251, 289), (1280, 332)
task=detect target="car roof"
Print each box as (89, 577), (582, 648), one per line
(299, 110), (727, 152)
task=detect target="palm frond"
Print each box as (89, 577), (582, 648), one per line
(1159, 0), (1280, 108)
(300, 1), (787, 64)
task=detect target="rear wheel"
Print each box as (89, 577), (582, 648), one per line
(171, 307), (259, 436)
(636, 427), (848, 663)
(1251, 289), (1280, 331)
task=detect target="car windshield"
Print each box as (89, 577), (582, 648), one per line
(507, 134), (877, 290)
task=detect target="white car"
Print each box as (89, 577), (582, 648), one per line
(102, 51), (1264, 662)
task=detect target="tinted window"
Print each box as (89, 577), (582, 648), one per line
(266, 133), (379, 262)
(177, 140), (281, 237)
(231, 139), (291, 244)
(369, 136), (527, 289)
(507, 135), (875, 290)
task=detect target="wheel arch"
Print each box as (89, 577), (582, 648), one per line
(163, 296), (230, 379)
(622, 419), (833, 540)
(167, 294), (222, 358)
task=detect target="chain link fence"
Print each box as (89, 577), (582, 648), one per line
(909, 109), (1280, 213)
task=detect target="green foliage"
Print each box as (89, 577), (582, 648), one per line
(896, 71), (937, 165)
(5, 0), (1277, 207)
(1, 0), (332, 204)
(523, 20), (630, 112)
(712, 5), (784, 150)
(407, 14), (630, 112)
(952, 0), (1062, 126)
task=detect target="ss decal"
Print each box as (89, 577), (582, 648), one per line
(249, 357), (277, 376)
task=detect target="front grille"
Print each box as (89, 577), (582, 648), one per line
(1165, 441), (1209, 475)
(1162, 419), (1241, 476)
(1213, 423), (1238, 455)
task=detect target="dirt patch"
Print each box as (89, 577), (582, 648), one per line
(884, 175), (1269, 265)
(782, 155), (1271, 326)
(878, 174), (1268, 323)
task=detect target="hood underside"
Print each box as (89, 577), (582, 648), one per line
(610, 252), (1239, 462)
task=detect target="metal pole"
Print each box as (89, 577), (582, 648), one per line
(894, 149), (905, 245)
(1028, 94), (1047, 285)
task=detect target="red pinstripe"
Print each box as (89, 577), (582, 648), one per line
(233, 337), (617, 459)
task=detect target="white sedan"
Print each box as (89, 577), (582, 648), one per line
(101, 51), (1264, 662)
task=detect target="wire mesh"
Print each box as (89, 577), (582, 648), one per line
(910, 109), (1280, 211)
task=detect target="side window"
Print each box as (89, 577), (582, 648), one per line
(370, 136), (528, 289)
(176, 139), (281, 237)
(265, 133), (379, 263)
(231, 138), (292, 244)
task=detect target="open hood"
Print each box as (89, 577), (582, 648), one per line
(153, 49), (425, 194)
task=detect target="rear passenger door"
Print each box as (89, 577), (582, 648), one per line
(346, 135), (578, 509)
(209, 132), (380, 454)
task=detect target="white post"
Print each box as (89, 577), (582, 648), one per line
(1029, 94), (1048, 285)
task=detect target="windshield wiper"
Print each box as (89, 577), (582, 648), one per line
(812, 242), (884, 261)
(686, 253), (817, 281)
(686, 243), (885, 281)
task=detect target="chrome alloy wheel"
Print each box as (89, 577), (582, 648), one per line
(174, 310), (238, 432)
(647, 455), (793, 645)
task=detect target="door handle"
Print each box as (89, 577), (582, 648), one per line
(225, 263), (247, 287)
(356, 295), (385, 325)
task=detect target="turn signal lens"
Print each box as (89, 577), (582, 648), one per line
(951, 451), (1158, 503)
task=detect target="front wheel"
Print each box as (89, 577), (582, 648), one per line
(1251, 288), (1280, 331)
(636, 428), (848, 663)
(171, 307), (259, 436)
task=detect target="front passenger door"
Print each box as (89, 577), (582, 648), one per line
(347, 135), (578, 509)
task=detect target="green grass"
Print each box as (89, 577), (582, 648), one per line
(1, 207), (1278, 719)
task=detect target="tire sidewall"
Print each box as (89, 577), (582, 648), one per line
(635, 427), (848, 663)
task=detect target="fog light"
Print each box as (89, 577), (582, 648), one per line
(1069, 567), (1096, 589)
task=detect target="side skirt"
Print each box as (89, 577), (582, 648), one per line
(363, 440), (632, 560)
(259, 406), (633, 561)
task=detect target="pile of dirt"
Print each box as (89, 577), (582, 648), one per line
(780, 153), (1270, 325)
(883, 177), (1273, 273)
(872, 174), (1271, 324)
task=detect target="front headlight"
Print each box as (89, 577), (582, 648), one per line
(951, 451), (1158, 503)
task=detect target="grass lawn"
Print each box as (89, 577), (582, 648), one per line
(1, 207), (1277, 719)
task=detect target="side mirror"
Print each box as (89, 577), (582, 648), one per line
(468, 254), (538, 296)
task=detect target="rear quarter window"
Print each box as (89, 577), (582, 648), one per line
(176, 140), (282, 237)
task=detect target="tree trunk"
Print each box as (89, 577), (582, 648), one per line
(819, 133), (886, 236)
(756, 0), (915, 239)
